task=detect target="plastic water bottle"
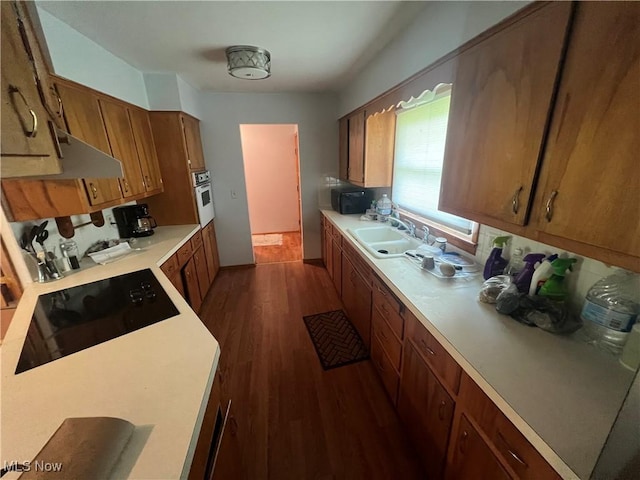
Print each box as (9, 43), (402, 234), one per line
(580, 270), (640, 355)
(376, 194), (392, 217)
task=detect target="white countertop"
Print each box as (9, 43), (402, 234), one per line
(323, 210), (635, 480)
(1, 225), (220, 479)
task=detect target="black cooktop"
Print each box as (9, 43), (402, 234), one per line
(15, 269), (179, 374)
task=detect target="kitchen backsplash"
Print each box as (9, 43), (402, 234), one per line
(10, 202), (137, 260)
(474, 224), (621, 314)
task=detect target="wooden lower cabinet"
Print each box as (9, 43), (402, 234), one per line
(324, 224), (333, 274)
(398, 340), (455, 479)
(446, 414), (511, 480)
(202, 221), (220, 283)
(331, 234), (342, 295)
(183, 256), (202, 313)
(341, 256), (372, 348)
(193, 245), (210, 302)
(371, 331), (399, 405)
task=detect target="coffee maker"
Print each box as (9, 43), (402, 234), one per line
(113, 204), (157, 238)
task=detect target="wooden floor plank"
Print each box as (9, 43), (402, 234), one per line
(252, 231), (302, 264)
(198, 262), (423, 479)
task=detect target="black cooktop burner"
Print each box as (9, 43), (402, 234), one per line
(15, 269), (179, 374)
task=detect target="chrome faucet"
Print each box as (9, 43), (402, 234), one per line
(422, 226), (430, 243)
(391, 218), (416, 237)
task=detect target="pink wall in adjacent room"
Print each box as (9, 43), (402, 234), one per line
(240, 124), (300, 234)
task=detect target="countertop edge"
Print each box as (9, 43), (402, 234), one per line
(322, 210), (580, 480)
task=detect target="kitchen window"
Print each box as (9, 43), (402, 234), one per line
(392, 84), (476, 244)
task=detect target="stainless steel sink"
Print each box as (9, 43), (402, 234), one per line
(348, 225), (421, 258)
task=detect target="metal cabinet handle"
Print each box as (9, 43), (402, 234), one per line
(512, 186), (523, 214)
(9, 85), (38, 137)
(89, 183), (98, 199)
(460, 430), (469, 453)
(144, 175), (151, 189)
(123, 179), (130, 193)
(497, 431), (527, 467)
(419, 338), (435, 356)
(377, 285), (387, 296)
(545, 190), (558, 222)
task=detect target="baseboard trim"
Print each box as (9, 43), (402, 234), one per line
(303, 258), (323, 266)
(219, 264), (256, 271)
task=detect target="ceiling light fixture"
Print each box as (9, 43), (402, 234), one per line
(225, 45), (271, 80)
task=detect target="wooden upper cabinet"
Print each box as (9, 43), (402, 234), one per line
(338, 117), (349, 181)
(363, 108), (395, 187)
(99, 98), (146, 198)
(181, 114), (206, 171)
(1, 1), (62, 177)
(347, 111), (365, 184)
(439, 2), (573, 228)
(128, 107), (163, 192)
(532, 2), (640, 268)
(55, 81), (122, 206)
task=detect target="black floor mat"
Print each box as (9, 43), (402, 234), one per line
(303, 310), (369, 370)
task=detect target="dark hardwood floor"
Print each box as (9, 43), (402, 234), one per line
(252, 232), (302, 264)
(198, 261), (423, 479)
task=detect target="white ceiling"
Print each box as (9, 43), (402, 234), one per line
(38, 1), (428, 93)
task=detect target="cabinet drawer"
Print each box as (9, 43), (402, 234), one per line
(372, 278), (404, 340)
(160, 254), (179, 278)
(176, 241), (194, 268)
(325, 221), (333, 236)
(458, 373), (561, 480)
(407, 310), (461, 395)
(371, 331), (399, 405)
(191, 230), (203, 251)
(372, 307), (402, 371)
(342, 240), (371, 285)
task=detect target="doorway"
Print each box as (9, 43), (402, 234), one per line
(240, 124), (303, 264)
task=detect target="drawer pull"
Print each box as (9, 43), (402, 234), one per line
(460, 430), (469, 453)
(512, 185), (523, 214)
(381, 303), (389, 315)
(545, 190), (558, 222)
(9, 85), (38, 137)
(497, 431), (527, 467)
(89, 182), (98, 199)
(377, 285), (387, 296)
(419, 338), (435, 356)
(438, 400), (446, 420)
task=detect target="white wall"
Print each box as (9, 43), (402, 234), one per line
(240, 125), (300, 235)
(176, 76), (203, 119)
(198, 93), (338, 266)
(36, 7), (149, 109)
(143, 73), (182, 111)
(339, 1), (529, 116)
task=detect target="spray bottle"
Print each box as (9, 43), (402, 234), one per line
(538, 258), (577, 302)
(513, 253), (545, 293)
(483, 236), (511, 280)
(528, 254), (558, 296)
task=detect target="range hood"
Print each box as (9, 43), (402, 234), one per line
(50, 127), (124, 179)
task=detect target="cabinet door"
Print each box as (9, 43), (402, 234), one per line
(193, 245), (211, 301)
(1, 1), (61, 176)
(447, 414), (512, 480)
(338, 118), (349, 181)
(169, 270), (185, 299)
(439, 2), (572, 227)
(183, 257), (202, 313)
(341, 256), (372, 348)
(347, 111), (365, 184)
(99, 98), (145, 197)
(533, 2), (640, 264)
(331, 237), (342, 296)
(200, 223), (220, 281)
(363, 108), (395, 187)
(324, 227), (333, 279)
(128, 107), (163, 192)
(55, 81), (122, 205)
(398, 341), (455, 479)
(181, 114), (206, 171)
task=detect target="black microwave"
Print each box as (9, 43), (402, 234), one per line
(331, 187), (374, 214)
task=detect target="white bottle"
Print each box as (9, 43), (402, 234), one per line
(376, 194), (392, 216)
(580, 270), (640, 355)
(528, 256), (555, 296)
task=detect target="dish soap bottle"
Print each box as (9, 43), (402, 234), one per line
(513, 253), (545, 293)
(538, 258), (577, 302)
(580, 269), (640, 355)
(483, 236), (511, 280)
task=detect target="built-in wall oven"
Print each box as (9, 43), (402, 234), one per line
(193, 170), (215, 228)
